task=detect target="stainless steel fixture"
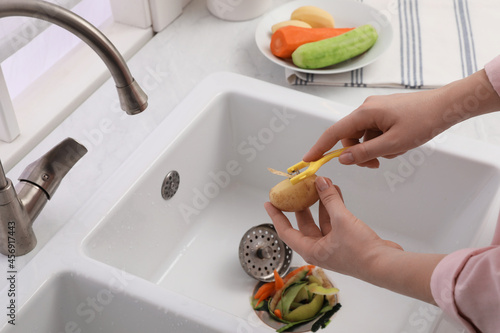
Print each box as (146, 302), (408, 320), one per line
(239, 223), (293, 282)
(0, 0), (149, 255)
(0, 138), (87, 255)
(161, 170), (180, 200)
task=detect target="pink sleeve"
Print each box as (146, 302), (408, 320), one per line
(431, 57), (500, 332)
(484, 55), (500, 97)
(431, 246), (500, 333)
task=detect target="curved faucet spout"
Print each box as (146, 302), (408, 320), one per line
(0, 0), (148, 114)
(0, 1), (149, 256)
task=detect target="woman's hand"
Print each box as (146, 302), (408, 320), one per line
(303, 69), (500, 168)
(265, 176), (403, 279)
(303, 90), (447, 168)
(265, 176), (445, 304)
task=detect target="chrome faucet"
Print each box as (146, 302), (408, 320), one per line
(0, 139), (87, 255)
(0, 0), (149, 255)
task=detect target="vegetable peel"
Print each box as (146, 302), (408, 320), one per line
(252, 266), (341, 332)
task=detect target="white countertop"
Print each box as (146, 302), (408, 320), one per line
(5, 0), (500, 266)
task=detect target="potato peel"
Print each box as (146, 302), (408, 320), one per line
(267, 167), (292, 178)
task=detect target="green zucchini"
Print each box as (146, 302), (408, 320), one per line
(291, 24), (378, 69)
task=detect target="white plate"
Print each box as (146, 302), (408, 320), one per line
(255, 0), (393, 74)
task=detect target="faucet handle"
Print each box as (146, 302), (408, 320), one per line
(18, 138), (87, 199)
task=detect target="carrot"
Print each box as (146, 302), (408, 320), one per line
(254, 266), (315, 307)
(274, 269), (285, 290)
(270, 26), (355, 59)
(254, 282), (274, 300)
(256, 288), (274, 306)
(284, 265), (315, 283)
(274, 309), (283, 319)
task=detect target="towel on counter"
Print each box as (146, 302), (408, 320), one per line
(287, 0), (500, 88)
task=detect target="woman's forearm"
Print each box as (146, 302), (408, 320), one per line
(434, 69), (500, 130)
(360, 247), (446, 304)
(357, 70), (499, 303)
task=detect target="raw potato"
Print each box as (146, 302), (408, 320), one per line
(271, 20), (312, 34)
(269, 174), (319, 212)
(290, 6), (335, 29)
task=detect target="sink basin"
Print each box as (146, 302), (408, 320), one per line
(72, 72), (500, 332)
(0, 271), (222, 333)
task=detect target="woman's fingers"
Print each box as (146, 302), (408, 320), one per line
(302, 107), (379, 162)
(264, 202), (316, 255)
(295, 208), (323, 238)
(315, 177), (351, 224)
(384, 239), (404, 251)
(339, 132), (401, 166)
(318, 200), (331, 235)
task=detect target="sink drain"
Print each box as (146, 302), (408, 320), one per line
(238, 224), (292, 282)
(161, 170), (180, 200)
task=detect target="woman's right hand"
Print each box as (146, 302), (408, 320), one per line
(303, 89), (447, 168)
(303, 69), (500, 168)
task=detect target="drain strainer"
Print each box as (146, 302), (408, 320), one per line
(238, 223), (293, 282)
(161, 170), (180, 200)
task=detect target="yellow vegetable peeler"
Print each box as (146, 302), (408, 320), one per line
(287, 147), (349, 185)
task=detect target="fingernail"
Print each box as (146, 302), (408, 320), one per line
(316, 176), (329, 192)
(339, 152), (354, 164)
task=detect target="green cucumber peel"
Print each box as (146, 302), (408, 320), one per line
(251, 297), (264, 310)
(270, 269), (309, 312)
(283, 293), (324, 322)
(311, 303), (342, 332)
(254, 296), (341, 332)
(280, 282), (307, 316)
(290, 301), (304, 309)
(275, 300), (336, 332)
(252, 267), (342, 332)
(293, 284), (310, 304)
(307, 283), (339, 296)
(308, 275), (323, 285)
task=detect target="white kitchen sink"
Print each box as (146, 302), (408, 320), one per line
(2, 72), (499, 332)
(0, 271), (221, 333)
(77, 73), (500, 332)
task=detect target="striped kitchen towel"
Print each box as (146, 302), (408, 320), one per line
(286, 0), (500, 88)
